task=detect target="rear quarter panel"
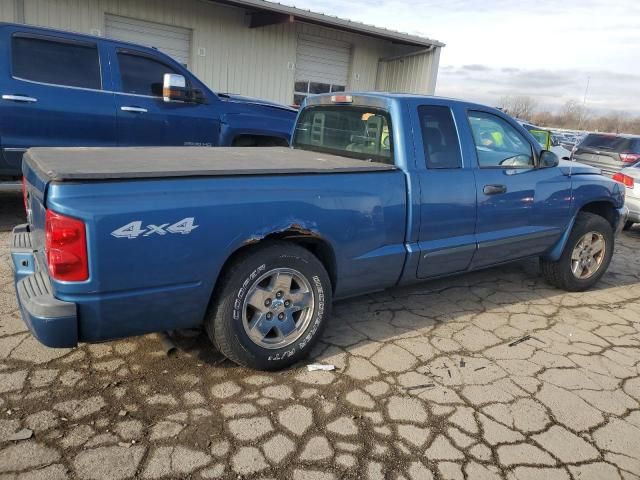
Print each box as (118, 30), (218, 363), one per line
(45, 171), (406, 342)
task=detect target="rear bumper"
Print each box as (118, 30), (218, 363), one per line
(626, 196), (640, 223)
(616, 206), (629, 234)
(10, 224), (78, 348)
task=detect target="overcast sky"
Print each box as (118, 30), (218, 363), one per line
(283, 0), (640, 115)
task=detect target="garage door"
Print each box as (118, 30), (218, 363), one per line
(105, 14), (192, 67)
(294, 34), (351, 105)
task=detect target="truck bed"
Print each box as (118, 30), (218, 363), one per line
(24, 146), (396, 182)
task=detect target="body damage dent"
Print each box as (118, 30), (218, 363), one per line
(241, 221), (323, 246)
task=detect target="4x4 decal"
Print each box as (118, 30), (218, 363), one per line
(111, 218), (198, 239)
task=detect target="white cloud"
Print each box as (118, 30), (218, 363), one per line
(282, 0), (640, 114)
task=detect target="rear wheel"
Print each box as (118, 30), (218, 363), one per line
(206, 242), (331, 370)
(541, 212), (614, 291)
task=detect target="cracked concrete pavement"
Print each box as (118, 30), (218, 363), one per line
(1, 195), (640, 479)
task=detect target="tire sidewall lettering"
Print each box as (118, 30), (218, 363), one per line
(297, 275), (324, 352)
(234, 261), (327, 362)
(233, 264), (266, 321)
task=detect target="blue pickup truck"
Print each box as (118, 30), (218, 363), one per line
(0, 22), (296, 179)
(12, 93), (627, 370)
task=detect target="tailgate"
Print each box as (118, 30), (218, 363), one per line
(573, 146), (622, 175)
(22, 156), (50, 257)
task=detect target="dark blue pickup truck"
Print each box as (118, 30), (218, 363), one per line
(0, 22), (296, 179)
(12, 93), (627, 370)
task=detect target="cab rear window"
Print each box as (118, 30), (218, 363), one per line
(292, 106), (393, 164)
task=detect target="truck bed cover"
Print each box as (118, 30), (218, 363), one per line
(24, 147), (396, 182)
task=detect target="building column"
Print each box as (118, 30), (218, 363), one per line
(14, 0), (25, 23)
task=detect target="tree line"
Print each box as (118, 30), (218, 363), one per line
(498, 96), (640, 135)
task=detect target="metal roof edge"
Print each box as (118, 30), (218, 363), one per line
(214, 0), (445, 47)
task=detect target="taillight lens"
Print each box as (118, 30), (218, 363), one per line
(45, 210), (88, 281)
(613, 172), (635, 188)
(22, 177), (28, 213)
(620, 152), (640, 164)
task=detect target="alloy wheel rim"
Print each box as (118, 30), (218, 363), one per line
(241, 267), (315, 349)
(570, 231), (606, 280)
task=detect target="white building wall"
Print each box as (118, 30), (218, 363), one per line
(0, 0), (16, 21)
(377, 45), (441, 95)
(3, 0), (440, 103)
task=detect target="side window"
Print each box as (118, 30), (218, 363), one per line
(468, 111), (534, 168)
(12, 35), (101, 89)
(418, 105), (462, 169)
(117, 51), (179, 96)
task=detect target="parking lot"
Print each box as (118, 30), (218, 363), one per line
(1, 193), (639, 480)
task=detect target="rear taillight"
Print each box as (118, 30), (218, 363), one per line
(45, 210), (88, 282)
(613, 172), (635, 188)
(22, 177), (28, 213)
(620, 152), (640, 164)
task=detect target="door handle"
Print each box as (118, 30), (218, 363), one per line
(120, 106), (147, 113)
(2, 94), (38, 103)
(483, 184), (507, 195)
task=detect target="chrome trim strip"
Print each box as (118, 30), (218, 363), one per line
(114, 91), (161, 100)
(2, 94), (37, 102)
(120, 106), (148, 113)
(11, 76), (109, 94)
(0, 182), (23, 192)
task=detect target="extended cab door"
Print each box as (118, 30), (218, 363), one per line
(463, 109), (572, 268)
(0, 29), (116, 175)
(111, 48), (221, 146)
(414, 102), (477, 278)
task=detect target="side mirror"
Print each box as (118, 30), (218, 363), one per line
(540, 150), (560, 168)
(163, 73), (187, 102)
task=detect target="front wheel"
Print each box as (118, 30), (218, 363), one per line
(541, 212), (614, 292)
(206, 242), (331, 371)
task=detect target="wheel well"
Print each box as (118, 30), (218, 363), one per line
(231, 134), (288, 147)
(579, 201), (616, 228)
(215, 234), (337, 297)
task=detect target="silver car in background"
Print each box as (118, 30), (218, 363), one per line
(573, 133), (640, 176)
(615, 162), (640, 230)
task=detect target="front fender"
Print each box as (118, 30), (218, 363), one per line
(544, 198), (625, 262)
(219, 111), (295, 145)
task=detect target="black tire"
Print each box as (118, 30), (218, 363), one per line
(623, 221), (634, 231)
(541, 212), (614, 292)
(206, 241), (331, 371)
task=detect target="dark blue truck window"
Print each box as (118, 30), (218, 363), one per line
(12, 35), (101, 89)
(117, 51), (179, 97)
(418, 105), (462, 169)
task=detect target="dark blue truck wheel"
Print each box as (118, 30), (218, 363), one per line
(206, 241), (331, 370)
